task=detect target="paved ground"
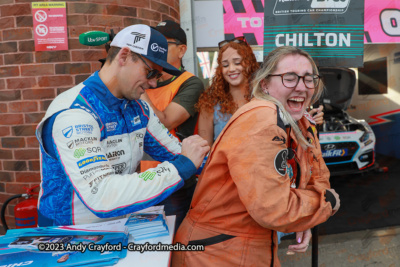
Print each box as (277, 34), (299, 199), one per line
(277, 225), (400, 266)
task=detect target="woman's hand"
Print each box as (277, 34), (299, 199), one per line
(309, 105), (324, 125)
(286, 229), (312, 255)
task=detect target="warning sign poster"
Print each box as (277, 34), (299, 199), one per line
(32, 2), (68, 51)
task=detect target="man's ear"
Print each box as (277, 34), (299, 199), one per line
(178, 44), (187, 60)
(118, 47), (131, 65)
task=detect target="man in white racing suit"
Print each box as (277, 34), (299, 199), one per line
(35, 24), (210, 226)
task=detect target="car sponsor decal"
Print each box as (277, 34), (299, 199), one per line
(77, 155), (107, 169)
(62, 126), (73, 138)
(274, 149), (288, 176)
(322, 149), (348, 158)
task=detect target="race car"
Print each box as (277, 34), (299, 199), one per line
(318, 67), (377, 176)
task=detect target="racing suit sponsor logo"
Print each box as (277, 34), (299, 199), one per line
(112, 162), (127, 174)
(72, 103), (99, 121)
(156, 166), (170, 176)
(88, 171), (113, 187)
(274, 149), (288, 176)
(106, 150), (125, 160)
(80, 164), (108, 175)
(77, 155), (107, 169)
(132, 116), (140, 125)
(62, 126), (73, 138)
(106, 138), (123, 147)
(74, 148), (86, 158)
(75, 124), (94, 135)
(106, 122), (118, 132)
(73, 137), (98, 146)
(139, 171), (156, 181)
(67, 140), (74, 149)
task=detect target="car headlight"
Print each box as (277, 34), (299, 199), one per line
(358, 120), (373, 143)
(359, 131), (370, 143)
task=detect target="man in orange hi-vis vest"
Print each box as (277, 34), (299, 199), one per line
(140, 20), (205, 232)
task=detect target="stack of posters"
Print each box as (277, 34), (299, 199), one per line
(0, 219), (129, 266)
(125, 206), (169, 241)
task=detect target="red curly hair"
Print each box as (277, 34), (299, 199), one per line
(196, 41), (259, 115)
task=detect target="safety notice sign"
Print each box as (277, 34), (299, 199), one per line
(32, 2), (68, 51)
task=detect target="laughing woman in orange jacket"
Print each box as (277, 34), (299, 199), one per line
(172, 46), (340, 267)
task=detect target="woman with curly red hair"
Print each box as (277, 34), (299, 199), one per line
(196, 37), (260, 146)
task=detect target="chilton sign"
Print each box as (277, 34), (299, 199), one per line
(32, 2), (68, 51)
(263, 0), (364, 67)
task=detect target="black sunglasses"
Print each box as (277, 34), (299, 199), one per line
(167, 40), (182, 45)
(137, 54), (163, 80)
(218, 36), (247, 49)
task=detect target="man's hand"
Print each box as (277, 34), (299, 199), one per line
(181, 135), (210, 168)
(287, 229), (312, 255)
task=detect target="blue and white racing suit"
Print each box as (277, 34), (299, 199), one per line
(36, 71), (196, 226)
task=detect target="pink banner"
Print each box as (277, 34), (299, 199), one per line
(223, 0), (264, 45)
(365, 0), (400, 43)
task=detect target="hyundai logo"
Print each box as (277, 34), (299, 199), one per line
(324, 144), (336, 150)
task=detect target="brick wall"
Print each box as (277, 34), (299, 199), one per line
(0, 0), (180, 234)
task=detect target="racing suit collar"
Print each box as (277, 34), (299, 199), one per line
(83, 71), (127, 111)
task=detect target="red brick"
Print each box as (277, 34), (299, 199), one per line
(3, 28), (32, 41)
(15, 172), (40, 183)
(0, 127), (10, 136)
(23, 89), (55, 100)
(90, 61), (102, 71)
(71, 50), (107, 62)
(75, 74), (91, 84)
(9, 102), (38, 113)
(121, 0), (149, 8)
(160, 0), (175, 8)
(123, 17), (149, 27)
(151, 1), (169, 13)
(0, 103), (7, 113)
(0, 183), (4, 192)
(21, 64), (54, 76)
(161, 14), (175, 22)
(55, 63), (91, 75)
(38, 76), (73, 87)
(26, 136), (40, 148)
(0, 114), (23, 125)
(16, 15), (33, 27)
(0, 55), (3, 66)
(0, 0), (13, 5)
(0, 90), (21, 101)
(68, 39), (87, 50)
(35, 51), (70, 63)
(170, 8), (179, 19)
(28, 160), (40, 171)
(0, 3), (31, 16)
(19, 40), (34, 52)
(0, 149), (12, 159)
(15, 149), (39, 160)
(12, 125), (37, 136)
(57, 87), (70, 95)
(1, 137), (26, 148)
(0, 66), (20, 78)
(4, 53), (34, 65)
(7, 77), (37, 89)
(40, 100), (53, 111)
(66, 15), (88, 26)
(69, 26), (106, 38)
(0, 79), (4, 89)
(68, 3), (105, 14)
(0, 172), (13, 182)
(106, 5), (137, 16)
(3, 161), (27, 172)
(0, 17), (14, 29)
(88, 15), (123, 27)
(5, 182), (30, 194)
(139, 8), (161, 21)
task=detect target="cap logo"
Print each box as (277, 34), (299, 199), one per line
(151, 43), (159, 52)
(130, 32), (146, 44)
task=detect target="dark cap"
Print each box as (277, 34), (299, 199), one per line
(155, 20), (187, 45)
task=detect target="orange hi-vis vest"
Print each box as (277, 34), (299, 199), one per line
(141, 71), (195, 172)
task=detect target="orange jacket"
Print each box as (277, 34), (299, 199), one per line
(141, 71), (194, 172)
(172, 99), (334, 267)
